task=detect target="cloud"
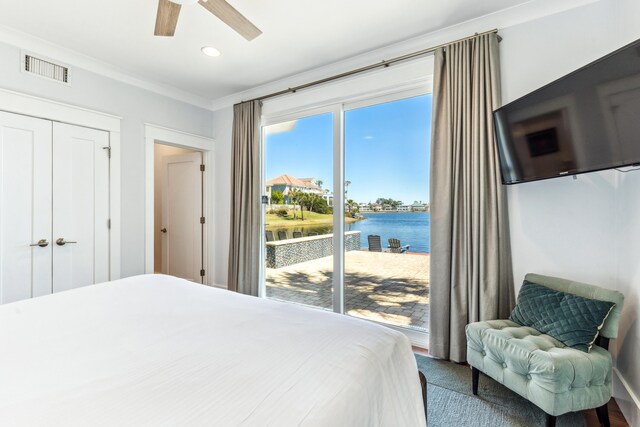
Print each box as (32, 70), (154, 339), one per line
(364, 135), (374, 140)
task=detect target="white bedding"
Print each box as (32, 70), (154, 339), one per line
(0, 274), (425, 426)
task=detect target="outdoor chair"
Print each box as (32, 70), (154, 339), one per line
(367, 235), (382, 252)
(388, 238), (410, 253)
(292, 231), (303, 238)
(466, 273), (624, 427)
(277, 230), (288, 240)
(265, 230), (275, 242)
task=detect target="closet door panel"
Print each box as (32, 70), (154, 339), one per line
(53, 123), (109, 293)
(0, 111), (52, 303)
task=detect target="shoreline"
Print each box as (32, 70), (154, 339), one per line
(358, 211), (430, 214)
(266, 211), (430, 253)
(266, 215), (361, 229)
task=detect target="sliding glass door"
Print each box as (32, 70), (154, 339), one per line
(344, 95), (432, 333)
(262, 112), (335, 310)
(261, 93), (431, 336)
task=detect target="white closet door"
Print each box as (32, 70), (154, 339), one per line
(0, 111), (53, 303)
(161, 152), (203, 282)
(52, 123), (110, 293)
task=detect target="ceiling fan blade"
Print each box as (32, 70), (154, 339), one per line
(154, 0), (182, 37)
(198, 0), (262, 41)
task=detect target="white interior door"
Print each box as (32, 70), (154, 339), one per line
(0, 111), (52, 303)
(52, 122), (110, 293)
(161, 152), (203, 282)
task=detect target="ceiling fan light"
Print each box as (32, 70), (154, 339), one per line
(201, 46), (221, 57)
(169, 0), (199, 5)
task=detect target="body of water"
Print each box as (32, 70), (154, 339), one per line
(268, 212), (430, 253)
(349, 212), (430, 253)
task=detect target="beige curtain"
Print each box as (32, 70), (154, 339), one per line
(429, 33), (514, 362)
(228, 100), (262, 296)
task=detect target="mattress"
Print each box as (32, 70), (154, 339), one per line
(0, 274), (425, 426)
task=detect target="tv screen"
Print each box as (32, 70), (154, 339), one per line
(494, 38), (640, 184)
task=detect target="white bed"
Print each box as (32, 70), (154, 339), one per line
(0, 274), (426, 426)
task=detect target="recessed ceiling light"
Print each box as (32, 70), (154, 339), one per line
(201, 46), (221, 57)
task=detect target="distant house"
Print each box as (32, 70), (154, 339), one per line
(266, 174), (333, 205)
(358, 203), (372, 213)
(370, 203), (383, 212)
(397, 204), (411, 212)
(298, 177), (320, 190)
(410, 201), (428, 212)
(300, 178), (333, 206)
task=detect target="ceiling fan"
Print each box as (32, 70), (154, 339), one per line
(154, 0), (262, 41)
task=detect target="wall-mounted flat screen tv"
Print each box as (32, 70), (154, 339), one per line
(494, 38), (640, 184)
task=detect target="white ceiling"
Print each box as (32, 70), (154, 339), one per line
(0, 0), (532, 103)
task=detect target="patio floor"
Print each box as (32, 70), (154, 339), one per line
(266, 250), (430, 332)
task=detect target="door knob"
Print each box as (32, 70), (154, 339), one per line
(56, 238), (77, 246)
(30, 239), (49, 247)
(161, 228), (167, 233)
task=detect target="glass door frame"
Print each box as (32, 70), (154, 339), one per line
(259, 86), (431, 344)
(259, 104), (343, 313)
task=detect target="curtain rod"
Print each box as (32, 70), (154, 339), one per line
(244, 28), (500, 104)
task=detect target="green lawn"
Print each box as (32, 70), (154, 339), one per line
(266, 211), (360, 227)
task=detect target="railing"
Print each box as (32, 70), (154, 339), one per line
(266, 231), (361, 268)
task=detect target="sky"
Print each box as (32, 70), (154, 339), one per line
(265, 94), (432, 205)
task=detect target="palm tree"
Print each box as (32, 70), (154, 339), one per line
(307, 193), (320, 213)
(299, 192), (310, 220)
(346, 199), (357, 214)
(289, 189), (305, 220)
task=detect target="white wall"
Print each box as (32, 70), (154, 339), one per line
(0, 41), (213, 278)
(211, 107), (233, 286)
(500, 0), (640, 423)
(616, 169), (640, 425)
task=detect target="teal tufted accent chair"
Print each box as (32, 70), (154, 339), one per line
(466, 273), (624, 427)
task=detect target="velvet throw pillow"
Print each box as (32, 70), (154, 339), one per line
(509, 280), (616, 352)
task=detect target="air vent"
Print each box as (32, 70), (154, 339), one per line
(22, 52), (70, 85)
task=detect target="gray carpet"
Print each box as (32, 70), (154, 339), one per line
(415, 354), (586, 427)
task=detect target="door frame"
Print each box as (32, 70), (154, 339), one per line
(144, 124), (215, 285)
(260, 105), (343, 304)
(0, 87), (122, 281)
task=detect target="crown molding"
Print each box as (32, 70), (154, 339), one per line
(0, 24), (213, 110)
(210, 0), (602, 112)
